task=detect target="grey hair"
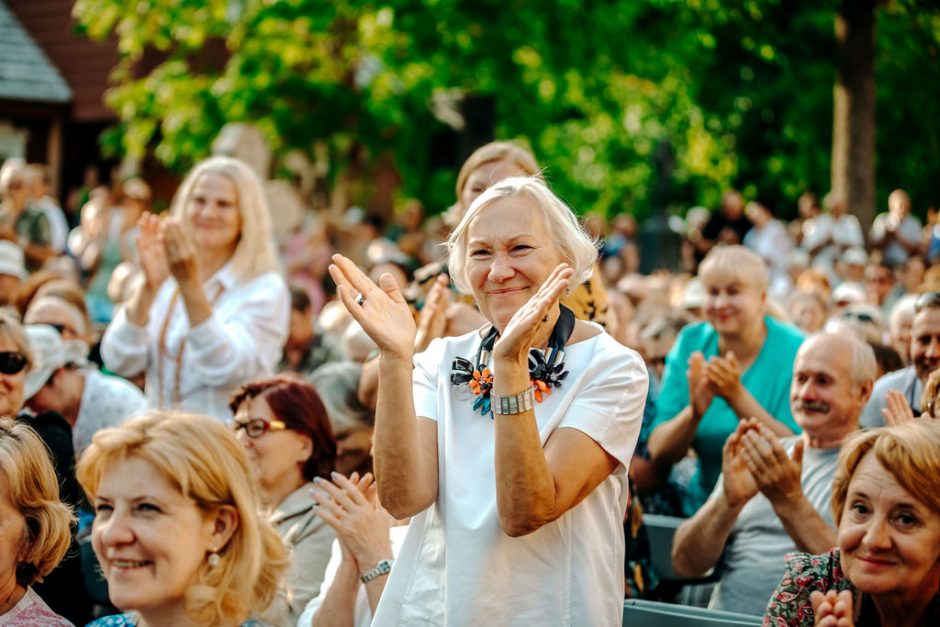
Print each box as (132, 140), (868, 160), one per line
(446, 176), (597, 295)
(804, 331), (877, 389)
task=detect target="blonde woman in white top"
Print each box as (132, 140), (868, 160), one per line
(101, 156), (289, 421)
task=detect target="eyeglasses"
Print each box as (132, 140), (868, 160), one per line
(915, 291), (940, 314)
(841, 311), (877, 324)
(0, 352), (27, 375)
(232, 417), (287, 439)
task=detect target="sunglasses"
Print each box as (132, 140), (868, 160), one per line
(232, 417), (287, 439)
(841, 311), (876, 324)
(0, 352), (28, 375)
(915, 291), (940, 314)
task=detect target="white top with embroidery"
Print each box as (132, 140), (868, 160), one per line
(371, 326), (647, 627)
(100, 263), (289, 422)
(73, 368), (147, 455)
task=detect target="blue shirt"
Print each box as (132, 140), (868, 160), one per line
(652, 316), (804, 514)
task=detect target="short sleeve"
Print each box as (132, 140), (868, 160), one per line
(559, 343), (647, 468)
(412, 338), (447, 421)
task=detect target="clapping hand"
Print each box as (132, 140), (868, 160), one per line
(135, 212), (169, 291)
(739, 420), (804, 506)
(311, 472), (393, 573)
(414, 273), (450, 353)
(160, 217), (201, 288)
(811, 589), (855, 627)
(688, 352), (714, 420)
(329, 254), (417, 361)
(706, 352), (743, 401)
(493, 263), (573, 366)
(881, 389), (915, 425)
(721, 421), (759, 509)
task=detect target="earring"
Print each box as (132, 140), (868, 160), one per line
(208, 549), (221, 568)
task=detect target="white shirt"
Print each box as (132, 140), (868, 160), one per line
(870, 213), (923, 266)
(371, 327), (647, 627)
(74, 368), (147, 455)
(34, 196), (69, 253)
(100, 264), (289, 422)
(801, 213), (864, 282)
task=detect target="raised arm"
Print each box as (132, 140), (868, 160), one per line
(672, 422), (758, 577)
(490, 264), (644, 537)
(329, 255), (438, 519)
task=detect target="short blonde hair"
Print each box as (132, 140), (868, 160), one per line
(170, 157), (279, 281)
(447, 176), (597, 295)
(832, 420), (940, 525)
(77, 412), (288, 625)
(0, 309), (33, 372)
(0, 417), (73, 586)
(455, 141), (540, 210)
(699, 245), (769, 294)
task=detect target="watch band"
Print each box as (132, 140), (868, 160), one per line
(360, 558), (394, 583)
(491, 387), (535, 415)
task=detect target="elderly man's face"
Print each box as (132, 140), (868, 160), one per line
(790, 335), (869, 441)
(910, 309), (940, 381)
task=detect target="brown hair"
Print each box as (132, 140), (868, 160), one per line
(455, 141), (540, 210)
(831, 420), (940, 525)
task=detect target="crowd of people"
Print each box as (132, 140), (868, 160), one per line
(0, 143), (938, 627)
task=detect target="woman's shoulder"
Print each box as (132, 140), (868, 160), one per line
(764, 316), (806, 351)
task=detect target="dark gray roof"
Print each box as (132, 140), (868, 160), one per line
(0, 0), (71, 103)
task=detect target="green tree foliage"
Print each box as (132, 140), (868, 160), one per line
(74, 0), (940, 219)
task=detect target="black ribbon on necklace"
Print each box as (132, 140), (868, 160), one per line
(451, 305), (576, 417)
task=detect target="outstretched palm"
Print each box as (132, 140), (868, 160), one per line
(329, 254), (417, 360)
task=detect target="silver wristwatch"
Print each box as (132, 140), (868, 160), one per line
(360, 558), (394, 583)
(491, 387), (535, 415)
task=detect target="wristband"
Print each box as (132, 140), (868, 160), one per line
(491, 387), (535, 415)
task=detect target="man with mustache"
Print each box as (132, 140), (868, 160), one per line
(671, 333), (875, 616)
(860, 290), (940, 426)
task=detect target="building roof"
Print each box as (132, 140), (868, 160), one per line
(0, 0), (71, 104)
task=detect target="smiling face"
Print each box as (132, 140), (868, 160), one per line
(91, 457), (220, 615)
(910, 308), (940, 382)
(839, 453), (940, 598)
(464, 194), (563, 332)
(701, 273), (765, 338)
(184, 172), (242, 256)
(0, 476), (26, 596)
(233, 395), (311, 499)
(790, 335), (866, 441)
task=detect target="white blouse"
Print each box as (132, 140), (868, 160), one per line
(100, 263), (289, 422)
(372, 326), (647, 627)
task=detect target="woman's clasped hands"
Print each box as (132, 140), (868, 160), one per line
(135, 212), (202, 291)
(687, 350), (744, 419)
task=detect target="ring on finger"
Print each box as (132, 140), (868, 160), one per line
(355, 292), (366, 306)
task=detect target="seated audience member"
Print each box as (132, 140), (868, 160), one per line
(888, 294), (917, 365)
(79, 411), (289, 626)
(301, 472), (405, 627)
(880, 366), (940, 425)
(672, 333), (875, 616)
(0, 160), (54, 270)
(0, 240), (26, 308)
(649, 246), (804, 515)
(764, 420), (940, 625)
(861, 291), (940, 426)
(24, 294), (92, 347)
(0, 417), (74, 626)
(788, 291), (829, 335)
(869, 189), (923, 269)
(24, 325), (145, 456)
(865, 261), (898, 318)
(230, 377), (337, 624)
(0, 311), (92, 623)
(310, 362), (375, 477)
(281, 285), (342, 375)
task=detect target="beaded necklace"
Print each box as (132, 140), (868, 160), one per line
(450, 305), (575, 417)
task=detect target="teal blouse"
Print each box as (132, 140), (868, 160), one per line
(652, 315), (804, 514)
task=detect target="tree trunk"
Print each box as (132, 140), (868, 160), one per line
(831, 0), (877, 230)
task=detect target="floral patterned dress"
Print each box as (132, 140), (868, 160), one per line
(763, 547), (940, 626)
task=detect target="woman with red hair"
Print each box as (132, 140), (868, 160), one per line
(230, 376), (338, 625)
